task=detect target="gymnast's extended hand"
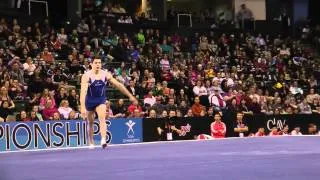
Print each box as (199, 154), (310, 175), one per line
(106, 71), (137, 103)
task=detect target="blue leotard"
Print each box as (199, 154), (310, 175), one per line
(85, 71), (108, 111)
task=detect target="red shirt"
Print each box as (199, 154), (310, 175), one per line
(128, 104), (142, 113)
(42, 108), (58, 120)
(269, 131), (279, 136)
(210, 121), (226, 138)
(255, 132), (265, 136)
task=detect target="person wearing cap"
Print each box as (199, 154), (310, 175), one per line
(208, 86), (226, 111)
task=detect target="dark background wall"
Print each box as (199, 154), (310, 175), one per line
(309, 0), (320, 25)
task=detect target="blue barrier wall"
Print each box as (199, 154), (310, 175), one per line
(0, 118), (143, 152)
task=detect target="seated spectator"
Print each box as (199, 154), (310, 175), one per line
(279, 125), (290, 135)
(30, 111), (41, 121)
(69, 111), (80, 120)
(39, 88), (56, 110)
(18, 110), (31, 122)
(0, 101), (12, 122)
(269, 127), (280, 136)
(31, 105), (43, 121)
(42, 99), (59, 120)
(144, 90), (156, 107)
(291, 126), (303, 135)
(117, 70), (131, 86)
(127, 80), (139, 98)
(161, 110), (168, 118)
(128, 100), (142, 114)
(308, 124), (319, 135)
(306, 88), (319, 104)
(23, 57), (36, 76)
(239, 99), (253, 115)
(176, 89), (189, 105)
(55, 87), (68, 106)
(184, 109), (193, 117)
(298, 99), (312, 114)
(58, 100), (73, 120)
(40, 47), (54, 64)
(255, 127), (265, 136)
(77, 19), (89, 34)
(0, 86), (15, 110)
(67, 89), (80, 111)
(147, 109), (157, 119)
(178, 100), (189, 116)
(112, 99), (127, 118)
(193, 80), (208, 106)
(210, 112), (226, 138)
(166, 98), (177, 111)
(233, 112), (249, 137)
(53, 112), (61, 121)
(248, 97), (261, 114)
(118, 16), (125, 23)
(209, 87), (226, 111)
(151, 97), (165, 116)
(9, 78), (24, 100)
(131, 108), (142, 118)
(289, 81), (303, 95)
(191, 96), (204, 117)
(105, 100), (114, 118)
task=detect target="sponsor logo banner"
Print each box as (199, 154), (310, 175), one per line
(0, 118), (142, 152)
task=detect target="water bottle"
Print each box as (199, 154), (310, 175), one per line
(167, 124), (173, 141)
(239, 133), (244, 137)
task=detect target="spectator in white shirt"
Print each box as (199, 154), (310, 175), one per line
(256, 34), (266, 47)
(291, 127), (303, 136)
(212, 72), (223, 85)
(117, 70), (131, 86)
(289, 81), (303, 95)
(209, 87), (226, 111)
(125, 16), (133, 24)
(224, 73), (234, 87)
(58, 100), (73, 120)
(118, 16), (125, 23)
(23, 57), (36, 76)
(144, 90), (156, 107)
(193, 80), (207, 96)
(57, 28), (68, 45)
(77, 19), (89, 34)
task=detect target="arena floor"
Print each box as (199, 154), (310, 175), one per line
(1, 136), (320, 180)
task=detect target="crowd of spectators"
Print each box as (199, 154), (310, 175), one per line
(0, 9), (320, 138)
(82, 0), (158, 27)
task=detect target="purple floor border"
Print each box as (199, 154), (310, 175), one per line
(0, 136), (320, 180)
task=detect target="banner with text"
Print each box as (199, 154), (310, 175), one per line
(142, 114), (320, 141)
(0, 118), (143, 152)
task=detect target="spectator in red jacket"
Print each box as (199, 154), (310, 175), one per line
(210, 112), (226, 138)
(42, 99), (59, 120)
(255, 127), (265, 136)
(128, 100), (142, 114)
(269, 126), (280, 136)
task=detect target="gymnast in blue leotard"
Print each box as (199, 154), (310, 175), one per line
(85, 71), (108, 111)
(80, 58), (136, 149)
